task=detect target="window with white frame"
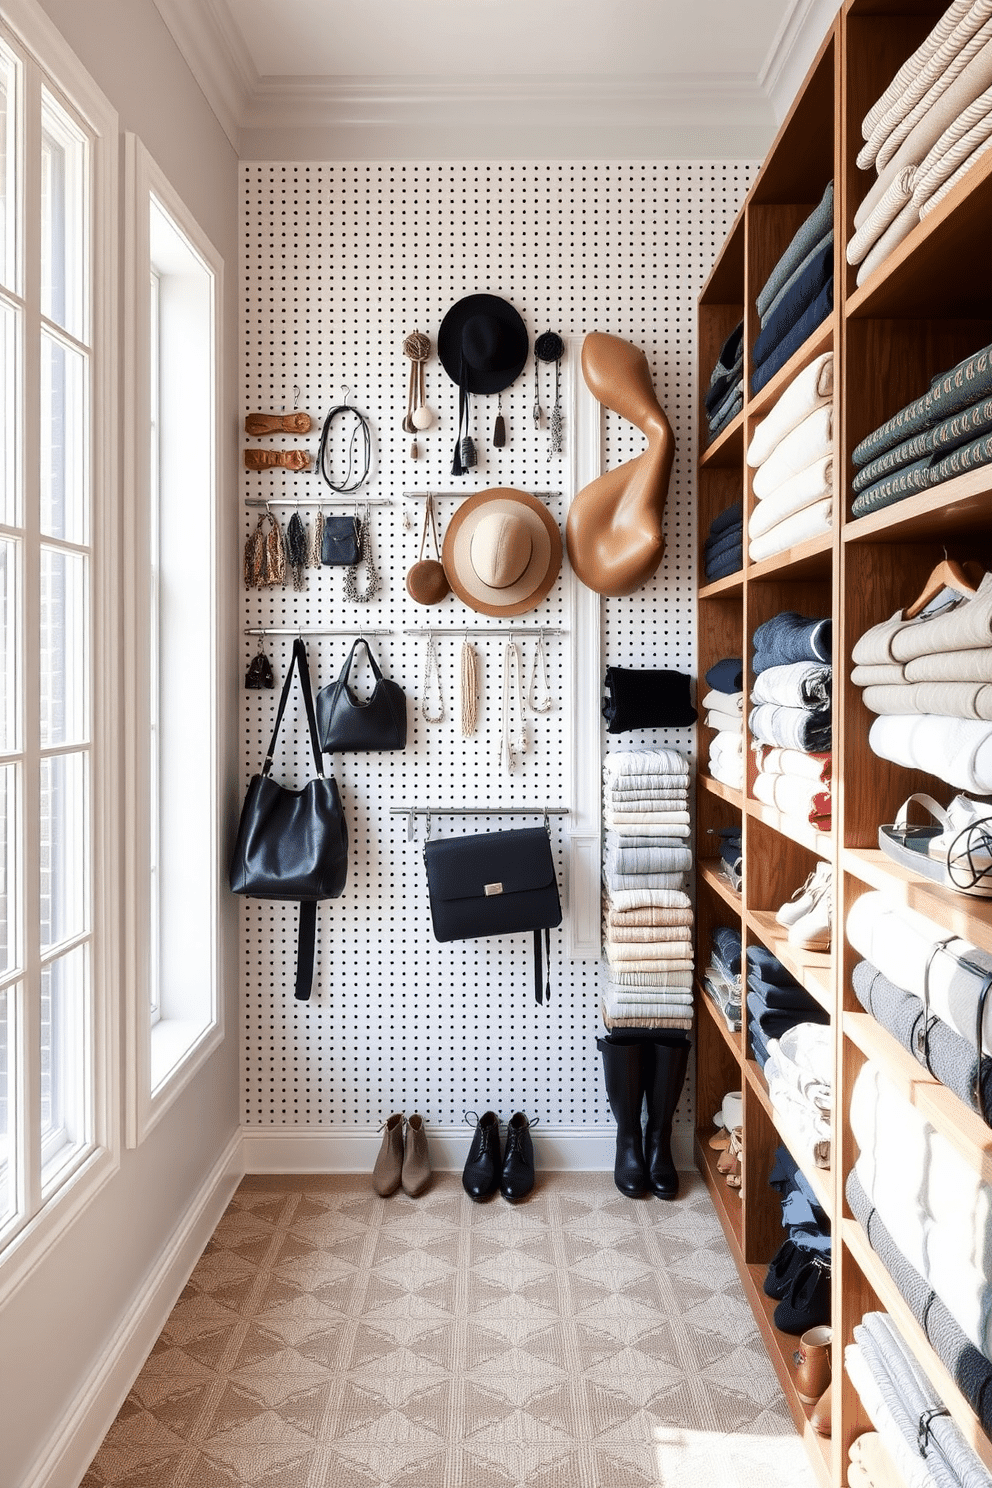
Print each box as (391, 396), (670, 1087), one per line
(125, 139), (222, 1145)
(0, 2), (117, 1272)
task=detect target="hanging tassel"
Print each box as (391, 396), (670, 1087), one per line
(243, 517), (266, 589)
(451, 438), (465, 477)
(493, 394), (506, 448)
(460, 434), (477, 468)
(307, 510), (324, 567)
(285, 512), (309, 590)
(459, 639), (479, 736)
(261, 514), (286, 587)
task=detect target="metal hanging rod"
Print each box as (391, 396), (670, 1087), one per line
(245, 497), (394, 507)
(403, 626), (566, 637)
(402, 490), (562, 500)
(390, 806), (569, 817)
(245, 627), (394, 637)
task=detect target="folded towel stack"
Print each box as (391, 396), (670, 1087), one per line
(703, 500), (743, 582)
(851, 1058), (992, 1365)
(850, 3), (992, 285)
(751, 182), (834, 396)
(708, 823), (742, 892)
(764, 1022), (832, 1168)
(769, 1144), (831, 1259)
(846, 1311), (992, 1488)
(852, 569), (992, 793)
(602, 748), (694, 1031)
(703, 319), (744, 443)
(850, 339), (992, 519)
(746, 353), (834, 563)
(750, 612), (833, 831)
(846, 1433), (903, 1488)
(746, 944), (829, 1070)
(704, 656), (745, 790)
(704, 924), (741, 1031)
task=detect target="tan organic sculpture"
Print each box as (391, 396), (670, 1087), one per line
(566, 331), (674, 597)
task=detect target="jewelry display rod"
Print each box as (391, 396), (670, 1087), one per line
(403, 626), (567, 637)
(244, 496), (394, 507)
(403, 490), (561, 500)
(245, 627), (395, 637)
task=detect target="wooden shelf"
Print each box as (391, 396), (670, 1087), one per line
(695, 1128), (744, 1252)
(842, 465), (992, 545)
(747, 530), (834, 584)
(745, 1057), (833, 1217)
(747, 909), (833, 1012)
(841, 847), (992, 956)
(699, 774), (743, 809)
(843, 1218), (992, 1476)
(747, 797), (832, 858)
(843, 1011), (992, 1186)
(697, 974), (743, 1062)
(700, 413), (744, 469)
(699, 570), (744, 600)
(697, 856), (743, 914)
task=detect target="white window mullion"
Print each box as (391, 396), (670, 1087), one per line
(19, 55), (41, 1221)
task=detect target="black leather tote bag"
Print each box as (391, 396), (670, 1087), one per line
(422, 826), (562, 1003)
(230, 637), (348, 999)
(316, 637), (407, 752)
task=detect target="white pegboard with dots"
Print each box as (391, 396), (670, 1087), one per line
(240, 160), (755, 1138)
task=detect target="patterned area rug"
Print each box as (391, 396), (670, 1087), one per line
(82, 1171), (816, 1488)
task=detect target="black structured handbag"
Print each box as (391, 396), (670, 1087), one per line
(422, 826), (562, 1003)
(316, 637), (407, 752)
(321, 514), (361, 565)
(230, 637), (349, 999)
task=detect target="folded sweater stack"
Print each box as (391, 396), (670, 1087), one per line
(850, 339), (992, 519)
(851, 1058), (992, 1365)
(846, 1311), (992, 1488)
(704, 924), (742, 1032)
(852, 570), (992, 793)
(850, 1), (992, 286)
(764, 1022), (832, 1169)
(703, 501), (743, 582)
(750, 612), (833, 832)
(751, 182), (834, 396)
(602, 749), (693, 1031)
(704, 320), (744, 444)
(704, 656), (745, 791)
(746, 944), (829, 1070)
(746, 353), (834, 563)
(768, 1144), (831, 1259)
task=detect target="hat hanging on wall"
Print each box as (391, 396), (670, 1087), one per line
(442, 488), (562, 617)
(438, 294), (529, 475)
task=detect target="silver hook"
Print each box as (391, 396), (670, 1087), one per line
(543, 807), (551, 835)
(341, 385), (353, 406)
(293, 385), (301, 410)
(425, 808), (432, 841)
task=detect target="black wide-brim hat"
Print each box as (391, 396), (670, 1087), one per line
(438, 293), (529, 395)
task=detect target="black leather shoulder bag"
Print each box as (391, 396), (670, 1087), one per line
(422, 826), (562, 1004)
(316, 637), (407, 752)
(230, 637), (349, 999)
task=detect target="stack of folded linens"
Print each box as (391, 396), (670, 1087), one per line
(703, 501), (743, 582)
(746, 945), (829, 1070)
(852, 569), (992, 792)
(704, 656), (744, 790)
(846, 1311), (992, 1488)
(750, 612), (833, 832)
(764, 1022), (832, 1168)
(704, 320), (744, 443)
(768, 1145), (831, 1261)
(704, 924), (742, 1031)
(709, 823), (742, 893)
(850, 2), (992, 285)
(751, 182), (834, 396)
(602, 749), (693, 1031)
(850, 1059), (992, 1384)
(850, 339), (992, 519)
(764, 1145), (832, 1334)
(746, 353), (833, 562)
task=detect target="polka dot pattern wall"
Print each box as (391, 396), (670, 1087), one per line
(240, 161), (754, 1134)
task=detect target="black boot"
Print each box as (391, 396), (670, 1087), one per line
(597, 1036), (648, 1197)
(644, 1036), (690, 1200)
(462, 1111), (501, 1200)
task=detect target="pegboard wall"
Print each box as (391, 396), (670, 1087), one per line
(239, 161), (755, 1145)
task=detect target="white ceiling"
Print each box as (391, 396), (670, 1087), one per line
(153, 0), (839, 160)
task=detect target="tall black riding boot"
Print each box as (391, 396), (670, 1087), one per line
(644, 1036), (690, 1200)
(597, 1036), (648, 1197)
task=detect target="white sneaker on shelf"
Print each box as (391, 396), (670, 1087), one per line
(775, 861), (831, 928)
(787, 888), (832, 951)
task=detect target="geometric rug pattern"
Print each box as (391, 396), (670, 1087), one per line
(82, 1171), (817, 1488)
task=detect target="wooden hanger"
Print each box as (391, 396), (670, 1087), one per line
(902, 555), (985, 620)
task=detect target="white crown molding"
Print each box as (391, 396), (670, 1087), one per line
(151, 0), (256, 149)
(759, 0), (839, 124)
(244, 71), (772, 134)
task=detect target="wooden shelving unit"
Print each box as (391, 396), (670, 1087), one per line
(694, 2), (992, 1481)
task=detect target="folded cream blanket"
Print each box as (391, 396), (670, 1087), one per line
(752, 406), (833, 499)
(905, 646), (992, 682)
(853, 571), (992, 664)
(850, 661), (905, 687)
(748, 458), (832, 539)
(861, 0), (991, 138)
(752, 769), (831, 823)
(847, 167), (917, 265)
(920, 133), (992, 215)
(701, 688), (743, 713)
(870, 712), (992, 792)
(606, 774), (689, 795)
(913, 87), (992, 205)
(855, 200), (920, 286)
(862, 679), (992, 719)
(754, 744), (831, 780)
(605, 923), (695, 943)
(602, 1010), (693, 1030)
(604, 809), (690, 826)
(605, 906), (694, 929)
(705, 708), (743, 734)
(748, 498), (832, 562)
(746, 353), (833, 468)
(608, 969), (694, 988)
(603, 749), (689, 779)
(607, 887), (690, 912)
(860, 6), (992, 171)
(710, 728), (743, 755)
(605, 939), (693, 963)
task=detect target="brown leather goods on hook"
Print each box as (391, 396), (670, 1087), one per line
(244, 412), (312, 436)
(244, 448), (311, 471)
(407, 493), (450, 605)
(565, 332), (674, 597)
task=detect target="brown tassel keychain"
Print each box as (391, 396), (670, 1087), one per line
(493, 393), (507, 448)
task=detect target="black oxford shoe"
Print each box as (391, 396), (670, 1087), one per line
(462, 1110), (501, 1200)
(500, 1112), (535, 1202)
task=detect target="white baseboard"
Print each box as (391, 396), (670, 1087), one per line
(242, 1124), (694, 1174)
(24, 1130), (244, 1488)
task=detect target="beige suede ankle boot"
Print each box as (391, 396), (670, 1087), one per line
(402, 1114), (432, 1197)
(372, 1113), (404, 1196)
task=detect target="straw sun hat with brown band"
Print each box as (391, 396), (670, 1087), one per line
(441, 488), (562, 618)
